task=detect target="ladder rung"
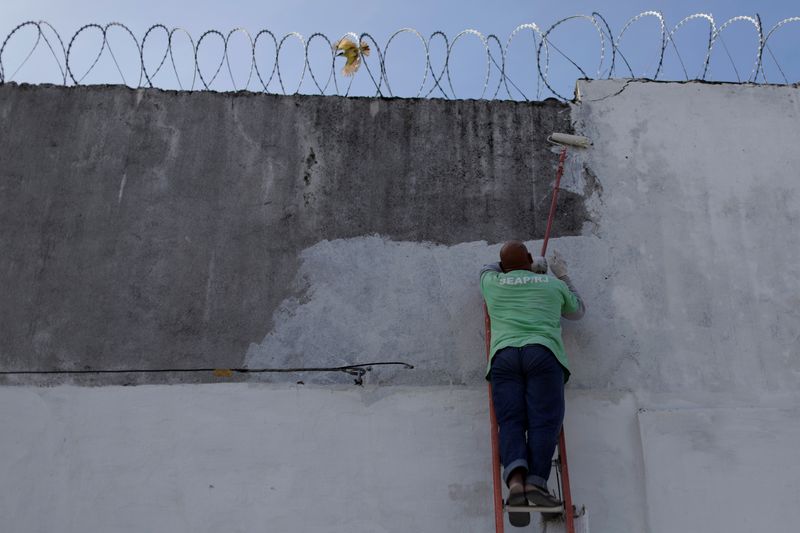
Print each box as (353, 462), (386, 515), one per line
(504, 504), (564, 514)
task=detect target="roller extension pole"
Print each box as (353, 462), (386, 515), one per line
(540, 146), (567, 258)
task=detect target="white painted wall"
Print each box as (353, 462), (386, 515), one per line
(0, 385), (495, 533)
(571, 80), (800, 395)
(3, 385), (798, 532)
(569, 80), (800, 532)
(3, 81), (800, 532)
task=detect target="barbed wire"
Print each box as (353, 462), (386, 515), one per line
(1, 13), (798, 101)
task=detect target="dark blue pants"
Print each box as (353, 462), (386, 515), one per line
(490, 344), (565, 489)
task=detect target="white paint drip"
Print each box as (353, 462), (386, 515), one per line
(203, 252), (216, 323)
(117, 173), (127, 204)
(369, 100), (380, 118)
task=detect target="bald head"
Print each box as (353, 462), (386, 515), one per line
(499, 241), (533, 273)
(499, 241), (548, 274)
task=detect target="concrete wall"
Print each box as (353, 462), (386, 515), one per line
(0, 84), (579, 384)
(1, 80), (800, 533)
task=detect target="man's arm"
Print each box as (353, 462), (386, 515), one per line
(549, 251), (585, 320)
(480, 262), (502, 278)
(557, 274), (585, 320)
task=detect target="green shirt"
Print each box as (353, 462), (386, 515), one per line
(480, 267), (580, 380)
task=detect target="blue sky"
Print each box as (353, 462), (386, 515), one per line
(1, 1), (797, 99)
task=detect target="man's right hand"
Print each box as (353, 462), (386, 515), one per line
(549, 250), (568, 278)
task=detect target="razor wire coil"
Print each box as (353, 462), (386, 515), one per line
(1, 13), (798, 101)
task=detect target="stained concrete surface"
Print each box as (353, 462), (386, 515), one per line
(0, 83), (583, 382)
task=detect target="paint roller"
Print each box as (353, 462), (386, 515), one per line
(540, 132), (592, 256)
(547, 132), (593, 148)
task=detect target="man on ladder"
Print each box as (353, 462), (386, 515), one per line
(480, 240), (585, 527)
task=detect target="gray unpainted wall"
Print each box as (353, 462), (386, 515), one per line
(0, 83), (592, 383)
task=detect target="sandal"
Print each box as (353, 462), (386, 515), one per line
(506, 484), (531, 527)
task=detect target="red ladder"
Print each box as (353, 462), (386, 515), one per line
(484, 306), (575, 533)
